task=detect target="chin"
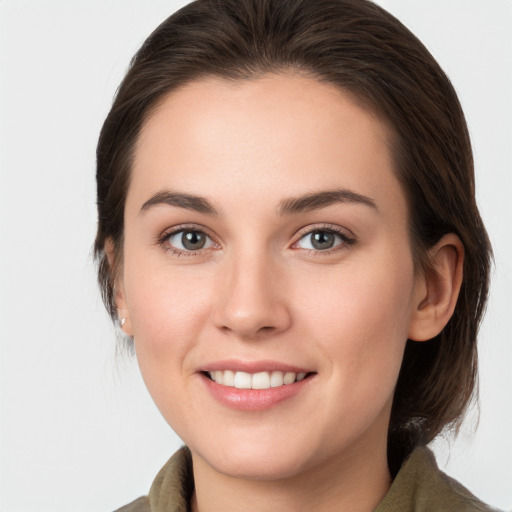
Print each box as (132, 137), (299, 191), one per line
(191, 434), (321, 481)
(210, 454), (310, 481)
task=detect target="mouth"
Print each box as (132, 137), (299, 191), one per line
(203, 370), (311, 390)
(199, 361), (316, 411)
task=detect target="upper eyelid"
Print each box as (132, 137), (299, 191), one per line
(158, 227), (219, 260)
(290, 225), (356, 253)
(293, 223), (355, 240)
(160, 224), (217, 239)
(157, 223), (355, 249)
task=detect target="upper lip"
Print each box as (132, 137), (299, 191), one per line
(200, 359), (313, 374)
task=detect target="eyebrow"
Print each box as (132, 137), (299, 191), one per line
(140, 190), (219, 215)
(278, 189), (377, 215)
(139, 187), (377, 216)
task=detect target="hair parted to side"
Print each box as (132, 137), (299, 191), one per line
(94, 0), (492, 473)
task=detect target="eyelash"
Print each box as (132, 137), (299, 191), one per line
(157, 224), (219, 257)
(291, 224), (356, 255)
(157, 223), (356, 257)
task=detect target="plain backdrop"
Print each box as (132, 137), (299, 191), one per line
(0, 1), (511, 511)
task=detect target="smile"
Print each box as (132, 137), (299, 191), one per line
(200, 361), (315, 411)
(206, 370), (308, 390)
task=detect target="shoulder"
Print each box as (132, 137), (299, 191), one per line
(113, 496), (150, 512)
(376, 447), (500, 512)
(113, 447), (193, 512)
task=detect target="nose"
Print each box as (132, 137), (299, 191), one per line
(213, 252), (291, 339)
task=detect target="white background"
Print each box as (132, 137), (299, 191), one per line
(0, 1), (511, 511)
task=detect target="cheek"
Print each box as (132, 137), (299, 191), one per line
(124, 260), (213, 370)
(297, 252), (415, 387)
(124, 264), (217, 432)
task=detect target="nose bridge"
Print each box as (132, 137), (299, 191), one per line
(214, 244), (290, 337)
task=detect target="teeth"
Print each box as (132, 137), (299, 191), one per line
(252, 371), (270, 390)
(223, 370), (235, 386)
(270, 371), (284, 387)
(207, 370), (308, 389)
(283, 372), (296, 385)
(234, 371), (252, 389)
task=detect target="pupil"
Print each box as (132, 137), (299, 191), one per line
(312, 231), (334, 250)
(182, 231), (205, 250)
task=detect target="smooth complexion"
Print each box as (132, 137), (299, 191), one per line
(112, 74), (463, 512)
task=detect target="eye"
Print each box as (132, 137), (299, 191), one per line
(164, 229), (216, 253)
(294, 228), (354, 252)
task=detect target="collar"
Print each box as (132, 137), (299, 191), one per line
(147, 446), (496, 512)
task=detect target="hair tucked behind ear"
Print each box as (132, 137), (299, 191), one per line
(95, 0), (492, 472)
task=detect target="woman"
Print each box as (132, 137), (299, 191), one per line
(94, 0), (496, 510)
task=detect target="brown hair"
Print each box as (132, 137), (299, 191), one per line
(94, 0), (491, 473)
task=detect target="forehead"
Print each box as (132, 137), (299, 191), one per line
(129, 73), (404, 222)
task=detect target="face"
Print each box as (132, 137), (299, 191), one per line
(116, 74), (424, 480)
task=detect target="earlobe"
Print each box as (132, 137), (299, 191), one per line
(105, 238), (133, 336)
(408, 233), (464, 342)
(118, 315), (133, 336)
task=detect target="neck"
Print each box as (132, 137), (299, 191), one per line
(191, 440), (391, 512)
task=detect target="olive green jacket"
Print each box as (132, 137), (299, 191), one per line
(115, 446), (498, 511)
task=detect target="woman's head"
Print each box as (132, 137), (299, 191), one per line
(95, 0), (491, 473)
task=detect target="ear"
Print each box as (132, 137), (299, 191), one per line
(408, 233), (464, 342)
(105, 238), (133, 336)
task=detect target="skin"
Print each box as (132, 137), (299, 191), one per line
(111, 73), (463, 512)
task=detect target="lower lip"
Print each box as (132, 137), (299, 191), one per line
(201, 374), (313, 411)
